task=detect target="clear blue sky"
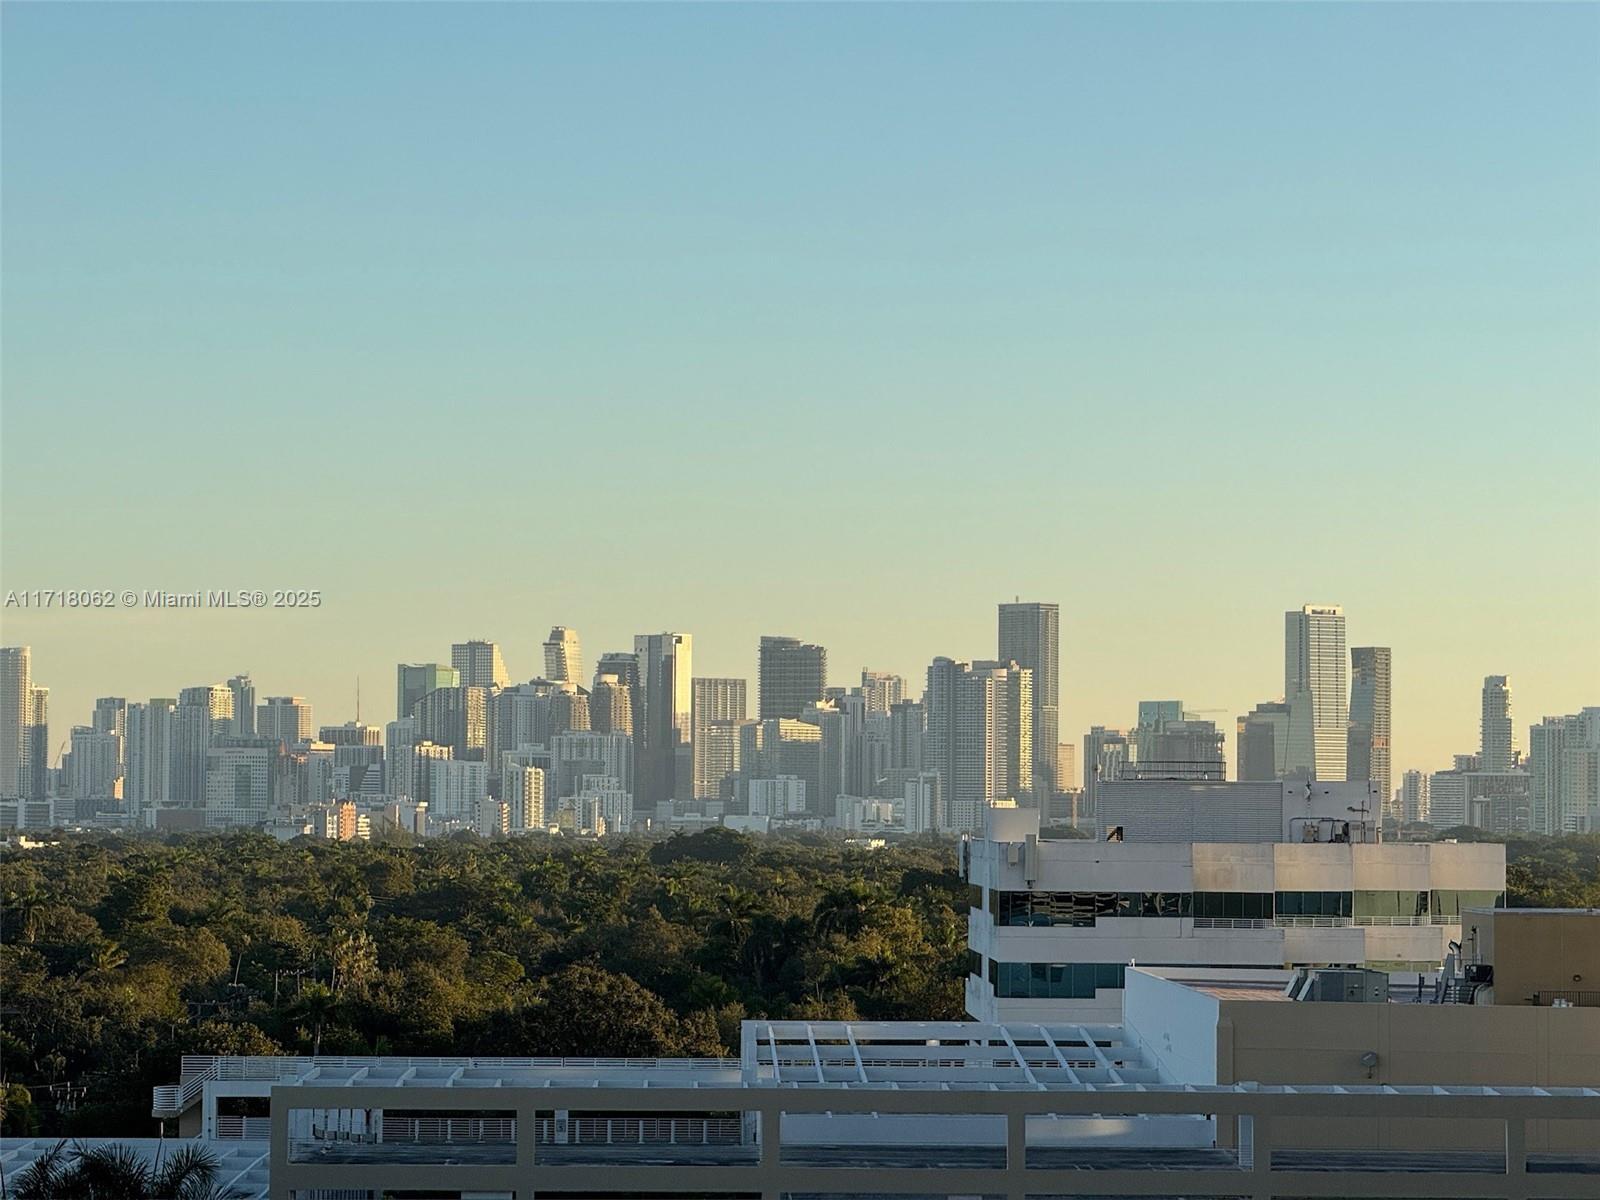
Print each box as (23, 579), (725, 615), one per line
(3, 2), (1597, 775)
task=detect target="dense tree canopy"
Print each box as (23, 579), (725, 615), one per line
(4, 826), (1594, 1138)
(0, 829), (968, 1136)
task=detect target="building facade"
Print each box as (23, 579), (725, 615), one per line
(1284, 604), (1348, 781)
(997, 601), (1060, 803)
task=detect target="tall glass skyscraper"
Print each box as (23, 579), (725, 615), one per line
(1284, 605), (1348, 781)
(1480, 675), (1514, 771)
(997, 601), (1059, 802)
(1347, 646), (1392, 806)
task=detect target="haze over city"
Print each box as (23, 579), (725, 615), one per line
(4, 4), (1597, 774)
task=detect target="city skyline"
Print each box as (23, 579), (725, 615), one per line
(3, 597), (1591, 786)
(4, 3), (1598, 777)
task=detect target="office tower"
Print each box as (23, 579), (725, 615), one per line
(486, 682), (553, 767)
(925, 657), (1032, 833)
(860, 671), (905, 715)
(125, 699), (176, 823)
(452, 640), (509, 690)
(1131, 717), (1225, 781)
(1347, 647), (1392, 802)
(1136, 700), (1184, 731)
(258, 697), (314, 745)
(413, 686), (488, 761)
(998, 602), (1060, 801)
(1400, 768), (1431, 826)
(551, 729), (632, 800)
(888, 700), (925, 772)
(385, 717), (419, 799)
(171, 685), (235, 807)
(1284, 604), (1348, 780)
(67, 726), (121, 803)
(93, 696), (127, 738)
(23, 687), (48, 802)
(1481, 675), (1514, 771)
(801, 700), (847, 816)
(741, 718), (822, 815)
(692, 677), (747, 798)
(543, 627), (583, 685)
(0, 646), (30, 798)
(758, 636), (826, 720)
(319, 722), (383, 747)
(634, 633), (692, 817)
(1057, 742), (1077, 791)
(227, 675), (256, 735)
(205, 736), (279, 827)
(590, 674), (634, 737)
(397, 663), (459, 721)
(547, 683), (591, 739)
(1236, 701), (1292, 782)
(1082, 726), (1131, 813)
(1529, 708), (1600, 835)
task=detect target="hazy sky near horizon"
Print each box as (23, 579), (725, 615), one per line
(3, 3), (1597, 776)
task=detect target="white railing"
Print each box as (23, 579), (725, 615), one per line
(159, 1053), (741, 1117)
(1191, 917), (1273, 930)
(569, 1116), (743, 1145)
(1273, 916), (1352, 928)
(381, 1116), (516, 1144)
(215, 1115), (272, 1139)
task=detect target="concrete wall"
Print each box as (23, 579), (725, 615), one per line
(1217, 998), (1600, 1150)
(1469, 908), (1600, 1005)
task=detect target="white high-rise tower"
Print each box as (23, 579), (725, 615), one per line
(543, 627), (583, 684)
(1284, 605), (1348, 781)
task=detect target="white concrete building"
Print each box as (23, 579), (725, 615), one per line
(963, 806), (1504, 1023)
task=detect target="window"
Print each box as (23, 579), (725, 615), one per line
(1275, 890), (1353, 918)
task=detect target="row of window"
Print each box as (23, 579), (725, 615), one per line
(990, 889), (1504, 926)
(988, 959), (1129, 999)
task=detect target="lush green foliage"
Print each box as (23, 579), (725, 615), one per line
(1431, 827), (1600, 908)
(0, 828), (968, 1136)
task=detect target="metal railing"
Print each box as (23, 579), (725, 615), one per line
(216, 1115), (272, 1140)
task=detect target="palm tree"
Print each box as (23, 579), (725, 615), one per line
(10, 1140), (220, 1200)
(812, 882), (883, 940)
(293, 981), (339, 1056)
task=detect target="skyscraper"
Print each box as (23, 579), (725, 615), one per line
(396, 663), (460, 721)
(1236, 700), (1292, 781)
(452, 640), (509, 690)
(692, 677), (747, 799)
(1481, 675), (1514, 771)
(543, 627), (583, 684)
(1083, 726), (1131, 813)
(1284, 604), (1348, 781)
(171, 685), (235, 808)
(0, 646), (31, 799)
(1528, 708), (1600, 834)
(590, 674), (634, 737)
(1347, 647), (1392, 805)
(124, 698), (175, 823)
(998, 602), (1060, 802)
(635, 633), (692, 818)
(925, 657), (1032, 833)
(258, 696), (314, 745)
(758, 636), (826, 720)
(1400, 768), (1431, 826)
(23, 686), (48, 802)
(413, 686), (488, 761)
(227, 674), (256, 736)
(859, 671), (905, 714)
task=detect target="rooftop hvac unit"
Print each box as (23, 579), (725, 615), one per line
(1294, 968), (1390, 1004)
